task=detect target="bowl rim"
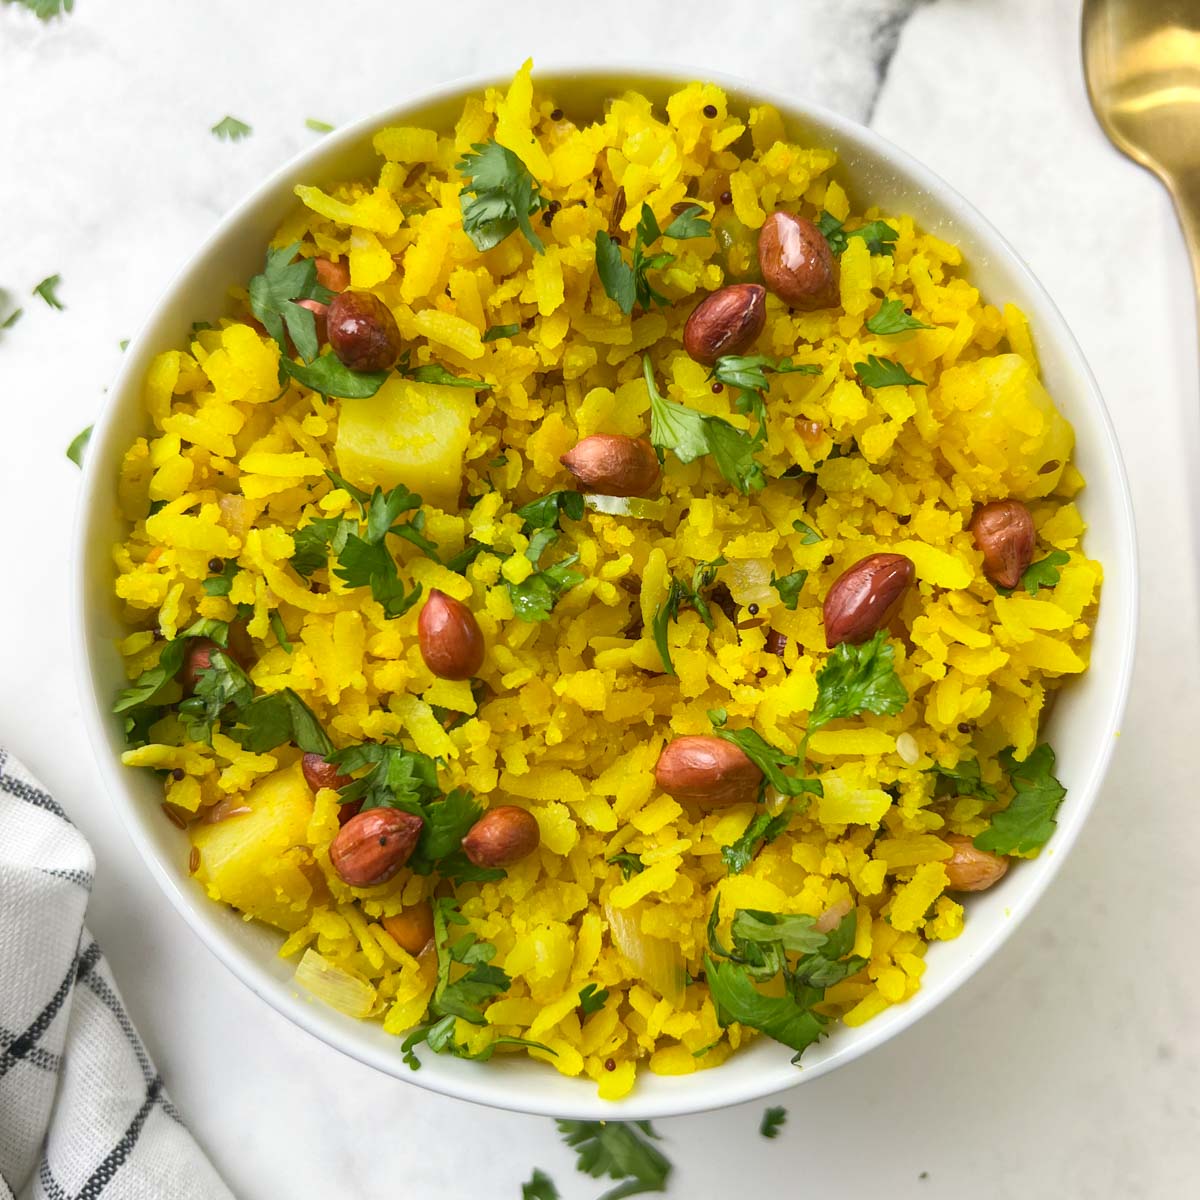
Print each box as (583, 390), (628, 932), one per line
(71, 62), (1139, 1120)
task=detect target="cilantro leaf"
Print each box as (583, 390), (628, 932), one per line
(1, 306), (22, 329)
(974, 744), (1067, 855)
(712, 721), (822, 803)
(226, 688), (333, 756)
(507, 531), (584, 622)
(645, 356), (764, 494)
(66, 424), (92, 468)
(810, 631), (909, 732)
(178, 649), (253, 744)
(430, 898), (512, 1023)
(397, 353), (493, 390)
(770, 569), (808, 610)
(854, 355), (924, 389)
(289, 515), (355, 577)
(112, 619), (229, 717)
(211, 115), (252, 141)
(408, 789), (485, 870)
(281, 352), (389, 398)
(556, 1120), (672, 1200)
(201, 559), (239, 596)
(721, 807), (796, 874)
(329, 741), (440, 813)
(596, 203), (708, 315)
(595, 231), (637, 314)
(706, 956), (827, 1060)
(269, 610), (292, 653)
(1021, 549), (1070, 596)
(760, 1106), (787, 1139)
(663, 204), (711, 240)
(607, 851), (645, 880)
(929, 757), (998, 804)
(305, 117), (334, 133)
(816, 211), (898, 257)
(516, 489), (585, 531)
(457, 140), (547, 254)
(522, 1169), (560, 1200)
(11, 0), (75, 19)
(866, 298), (931, 335)
(33, 274), (63, 310)
(482, 322), (520, 342)
(578, 983), (610, 1015)
(792, 519), (822, 545)
(651, 556), (726, 674)
(247, 243), (333, 363)
(712, 354), (819, 395)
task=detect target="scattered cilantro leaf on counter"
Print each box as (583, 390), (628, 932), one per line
(281, 351), (389, 398)
(305, 117), (334, 133)
(760, 1106), (788, 1139)
(866, 298), (931, 335)
(269, 610), (292, 653)
(597, 202), (710, 314)
(11, 0), (75, 20)
(974, 744), (1066, 855)
(457, 139), (547, 254)
(578, 983), (610, 1015)
(211, 115), (252, 141)
(119, 338), (129, 350)
(33, 274), (63, 310)
(2, 307), (22, 329)
(721, 807), (796, 874)
(248, 243), (333, 364)
(201, 559), (239, 596)
(1020, 549), (1070, 596)
(645, 355), (765, 494)
(517, 489), (585, 531)
(810, 631), (908, 733)
(816, 211), (898, 257)
(226, 688), (333, 756)
(397, 351), (493, 390)
(770, 569), (808, 611)
(854, 355), (924, 389)
(522, 1169), (561, 1200)
(482, 322), (521, 342)
(557, 1119), (672, 1200)
(651, 556), (726, 675)
(929, 757), (998, 804)
(710, 716), (822, 803)
(791, 520), (821, 545)
(607, 851), (645, 880)
(66, 424), (92, 468)
(178, 650), (254, 744)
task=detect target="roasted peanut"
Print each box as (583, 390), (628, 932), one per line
(418, 589), (486, 680)
(942, 834), (1009, 892)
(654, 735), (762, 807)
(301, 752), (352, 793)
(823, 553), (915, 647)
(314, 256), (350, 292)
(326, 291), (402, 371)
(461, 806), (540, 868)
(682, 283), (767, 365)
(970, 499), (1036, 590)
(560, 434), (660, 497)
(382, 901), (435, 953)
(757, 211), (838, 310)
(330, 808), (423, 888)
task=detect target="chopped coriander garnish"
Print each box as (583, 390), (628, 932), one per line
(596, 202), (710, 314)
(33, 274), (63, 310)
(557, 1119), (672, 1199)
(397, 351), (493, 390)
(853, 355), (924, 389)
(516, 489), (585, 531)
(177, 649), (254, 745)
(974, 744), (1066, 855)
(289, 514), (356, 578)
(66, 424), (92, 468)
(269, 610), (292, 653)
(770, 569), (808, 610)
(211, 115), (252, 141)
(651, 556), (726, 675)
(1, 307), (22, 329)
(226, 688), (333, 756)
(710, 710), (822, 803)
(521, 1169), (560, 1200)
(930, 757), (998, 804)
(482, 323), (521, 342)
(809, 630), (909, 733)
(577, 983), (610, 1015)
(760, 1106), (787, 1139)
(457, 139), (548, 254)
(282, 351), (390, 398)
(721, 806), (797, 874)
(607, 851), (645, 880)
(645, 355), (764, 494)
(248, 242), (334, 366)
(711, 354), (819, 430)
(866, 298), (931, 335)
(11, 0), (75, 19)
(816, 211), (898, 257)
(201, 559), (239, 596)
(792, 519), (822, 545)
(1020, 549), (1070, 596)
(507, 529), (584, 622)
(305, 117), (334, 133)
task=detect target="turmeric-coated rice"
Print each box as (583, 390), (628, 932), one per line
(112, 61), (1102, 1098)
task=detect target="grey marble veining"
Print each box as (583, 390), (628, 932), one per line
(2, 0), (1198, 1196)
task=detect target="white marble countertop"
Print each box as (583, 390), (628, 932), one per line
(3, 0), (1199, 1195)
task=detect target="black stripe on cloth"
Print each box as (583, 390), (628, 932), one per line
(39, 867), (95, 889)
(37, 1157), (68, 1200)
(75, 1075), (164, 1200)
(81, 972), (184, 1126)
(0, 941), (101, 1078)
(0, 758), (73, 825)
(0, 1026), (61, 1073)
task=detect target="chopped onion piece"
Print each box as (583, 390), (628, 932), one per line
(724, 556), (775, 607)
(583, 493), (670, 520)
(815, 897), (853, 933)
(603, 900), (686, 1006)
(294, 949), (376, 1018)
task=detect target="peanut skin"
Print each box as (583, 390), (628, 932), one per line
(943, 834), (1009, 892)
(330, 808), (423, 888)
(654, 735), (762, 807)
(301, 752), (353, 793)
(757, 212), (839, 310)
(682, 283), (767, 365)
(970, 499), (1036, 590)
(418, 589), (485, 680)
(560, 434), (660, 497)
(823, 553), (915, 647)
(326, 291), (402, 372)
(461, 806), (540, 868)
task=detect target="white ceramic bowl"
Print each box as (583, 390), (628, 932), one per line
(72, 66), (1138, 1120)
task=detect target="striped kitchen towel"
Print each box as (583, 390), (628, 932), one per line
(0, 748), (232, 1200)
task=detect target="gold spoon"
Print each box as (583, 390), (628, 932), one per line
(1083, 0), (1200, 305)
